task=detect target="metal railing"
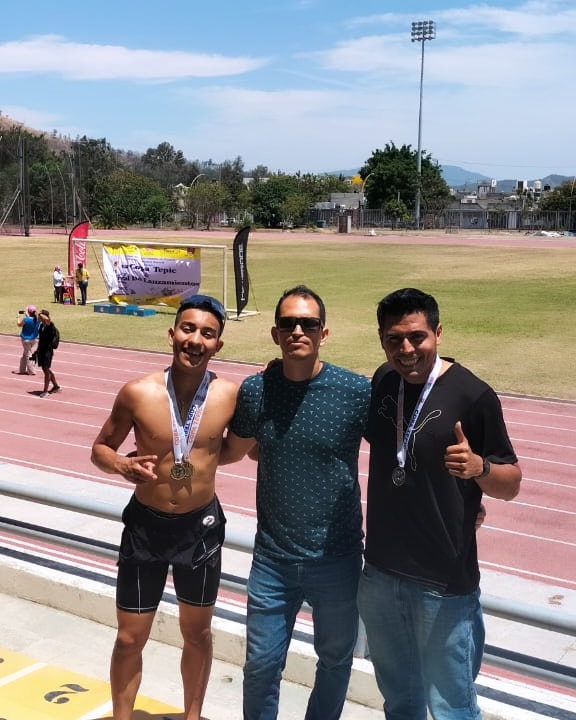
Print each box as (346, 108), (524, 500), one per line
(0, 478), (575, 692)
(307, 207), (576, 233)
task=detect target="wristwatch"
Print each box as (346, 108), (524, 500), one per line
(475, 457), (491, 479)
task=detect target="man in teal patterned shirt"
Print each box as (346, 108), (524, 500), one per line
(220, 285), (370, 720)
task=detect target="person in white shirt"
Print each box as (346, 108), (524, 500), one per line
(53, 265), (65, 303)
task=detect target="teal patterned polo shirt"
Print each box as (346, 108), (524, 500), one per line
(229, 362), (370, 562)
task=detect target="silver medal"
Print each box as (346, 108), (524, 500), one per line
(392, 466), (406, 487)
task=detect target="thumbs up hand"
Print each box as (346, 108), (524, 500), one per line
(444, 421), (484, 479)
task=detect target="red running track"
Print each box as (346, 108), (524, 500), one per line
(1, 333), (575, 592)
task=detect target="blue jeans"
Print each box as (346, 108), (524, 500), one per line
(78, 280), (88, 304)
(357, 564), (484, 720)
(243, 552), (362, 720)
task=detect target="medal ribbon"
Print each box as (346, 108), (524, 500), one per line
(396, 355), (442, 469)
(165, 369), (210, 464)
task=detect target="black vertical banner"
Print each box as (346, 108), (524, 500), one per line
(233, 226), (250, 318)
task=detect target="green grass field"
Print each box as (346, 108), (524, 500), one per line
(3, 231), (576, 400)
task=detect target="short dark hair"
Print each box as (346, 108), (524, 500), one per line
(377, 288), (440, 331)
(274, 285), (326, 326)
(175, 294), (227, 334)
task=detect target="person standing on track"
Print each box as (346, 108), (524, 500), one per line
(14, 305), (39, 376)
(91, 295), (237, 720)
(220, 285), (370, 720)
(36, 310), (61, 397)
(358, 287), (521, 720)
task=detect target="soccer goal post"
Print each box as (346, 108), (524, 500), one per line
(73, 238), (231, 311)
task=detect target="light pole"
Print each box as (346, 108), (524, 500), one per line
(361, 172), (374, 198)
(189, 173), (206, 228)
(411, 20), (436, 230)
(190, 172), (206, 187)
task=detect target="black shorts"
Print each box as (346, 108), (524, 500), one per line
(116, 494), (226, 613)
(37, 348), (53, 369)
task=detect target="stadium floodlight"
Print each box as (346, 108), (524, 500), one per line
(411, 20), (436, 230)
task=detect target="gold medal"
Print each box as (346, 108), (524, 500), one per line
(170, 462), (185, 481)
(170, 460), (194, 481)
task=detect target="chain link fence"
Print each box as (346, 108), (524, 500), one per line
(308, 207), (576, 233)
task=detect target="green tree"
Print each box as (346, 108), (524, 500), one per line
(384, 198), (411, 227)
(184, 181), (229, 229)
(69, 137), (121, 220)
(0, 128), (52, 227)
(249, 164), (269, 181)
(29, 160), (59, 225)
(281, 193), (310, 228)
(141, 193), (172, 228)
(538, 180), (576, 212)
(138, 141), (200, 190)
(92, 170), (169, 228)
(296, 172), (348, 205)
(219, 156), (246, 206)
(247, 172), (347, 228)
(538, 180), (576, 230)
(359, 142), (449, 221)
(249, 174), (298, 228)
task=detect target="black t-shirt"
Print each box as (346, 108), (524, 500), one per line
(37, 323), (58, 363)
(364, 361), (517, 594)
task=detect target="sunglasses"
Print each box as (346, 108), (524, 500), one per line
(276, 316), (323, 332)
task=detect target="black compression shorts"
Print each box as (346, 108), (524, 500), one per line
(116, 494), (226, 613)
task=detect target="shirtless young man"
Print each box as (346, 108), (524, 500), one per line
(91, 295), (237, 720)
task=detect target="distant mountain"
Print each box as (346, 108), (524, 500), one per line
(327, 165), (571, 191)
(326, 165), (492, 187)
(439, 165), (491, 188)
(494, 175), (572, 193)
(326, 169), (361, 178)
(429, 166), (571, 190)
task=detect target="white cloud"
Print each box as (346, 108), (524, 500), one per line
(187, 86), (351, 119)
(0, 36), (268, 80)
(441, 1), (576, 37)
(348, 1), (576, 38)
(313, 6), (575, 91)
(307, 35), (411, 76)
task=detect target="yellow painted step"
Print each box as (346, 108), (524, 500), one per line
(0, 648), (184, 719)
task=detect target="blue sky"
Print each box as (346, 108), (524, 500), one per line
(1, 0), (574, 180)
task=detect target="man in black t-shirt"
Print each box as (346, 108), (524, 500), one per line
(358, 287), (521, 720)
